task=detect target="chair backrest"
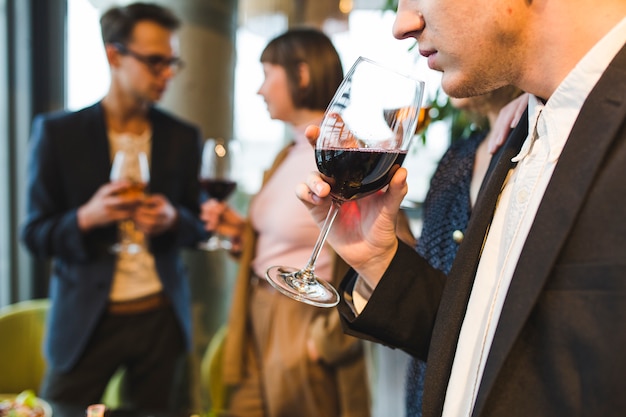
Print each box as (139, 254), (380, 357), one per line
(200, 324), (228, 416)
(0, 299), (50, 395)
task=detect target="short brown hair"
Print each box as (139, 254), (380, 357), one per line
(100, 2), (180, 45)
(260, 28), (344, 111)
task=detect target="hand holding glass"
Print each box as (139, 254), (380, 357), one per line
(198, 138), (239, 251)
(265, 57), (425, 307)
(109, 150), (150, 254)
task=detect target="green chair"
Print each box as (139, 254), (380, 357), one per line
(0, 299), (50, 395)
(101, 367), (126, 409)
(0, 298), (123, 407)
(200, 325), (228, 417)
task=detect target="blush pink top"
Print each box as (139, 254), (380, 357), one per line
(250, 125), (333, 282)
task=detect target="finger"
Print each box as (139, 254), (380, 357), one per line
(109, 207), (135, 222)
(107, 196), (138, 211)
(220, 207), (244, 228)
(134, 212), (164, 234)
(385, 167), (409, 207)
(488, 116), (511, 154)
(141, 194), (157, 206)
(295, 183), (318, 206)
(200, 212), (214, 225)
(202, 213), (218, 231)
(206, 199), (228, 215)
(511, 93), (529, 127)
(308, 171), (331, 198)
(488, 134), (504, 154)
(139, 199), (163, 215)
(200, 206), (225, 226)
(488, 93), (529, 154)
(142, 194), (165, 208)
(102, 181), (131, 197)
(295, 171), (331, 204)
(304, 125), (320, 147)
(216, 223), (242, 238)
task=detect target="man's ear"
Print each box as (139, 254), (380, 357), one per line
(105, 43), (121, 68)
(298, 62), (311, 88)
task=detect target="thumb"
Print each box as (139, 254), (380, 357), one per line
(305, 125), (320, 147)
(385, 167), (409, 208)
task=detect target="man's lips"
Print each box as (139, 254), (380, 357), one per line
(419, 49), (438, 69)
(419, 49), (435, 58)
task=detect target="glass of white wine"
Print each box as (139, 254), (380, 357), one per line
(109, 150), (150, 254)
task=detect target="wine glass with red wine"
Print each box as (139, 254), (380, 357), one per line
(265, 56), (425, 307)
(109, 150), (150, 254)
(198, 138), (239, 251)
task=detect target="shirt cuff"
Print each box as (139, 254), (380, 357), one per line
(351, 275), (374, 314)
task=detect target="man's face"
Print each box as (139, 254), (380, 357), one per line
(394, 0), (528, 98)
(112, 20), (181, 104)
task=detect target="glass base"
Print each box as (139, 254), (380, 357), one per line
(198, 235), (232, 251)
(265, 265), (340, 308)
(110, 242), (143, 255)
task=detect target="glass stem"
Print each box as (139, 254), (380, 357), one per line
(120, 220), (134, 245)
(300, 199), (342, 283)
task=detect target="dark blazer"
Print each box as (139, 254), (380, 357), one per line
(339, 45), (626, 416)
(21, 102), (207, 373)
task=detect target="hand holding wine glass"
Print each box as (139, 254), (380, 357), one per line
(109, 150), (150, 254)
(266, 57), (425, 307)
(198, 138), (240, 251)
(134, 193), (179, 236)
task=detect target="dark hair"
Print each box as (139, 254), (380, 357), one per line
(100, 2), (180, 45)
(260, 28), (344, 111)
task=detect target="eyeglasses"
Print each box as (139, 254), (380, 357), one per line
(113, 42), (184, 75)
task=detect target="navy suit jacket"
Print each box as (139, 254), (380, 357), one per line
(21, 102), (207, 372)
(339, 45), (626, 416)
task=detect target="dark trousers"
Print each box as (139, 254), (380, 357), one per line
(41, 305), (186, 413)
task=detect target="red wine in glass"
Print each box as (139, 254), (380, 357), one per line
(265, 56), (425, 307)
(198, 138), (239, 251)
(200, 178), (237, 202)
(316, 147), (407, 201)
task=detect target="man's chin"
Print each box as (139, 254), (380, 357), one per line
(441, 75), (492, 99)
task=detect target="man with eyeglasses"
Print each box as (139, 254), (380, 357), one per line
(21, 2), (206, 414)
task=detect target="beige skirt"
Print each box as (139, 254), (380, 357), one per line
(227, 281), (341, 417)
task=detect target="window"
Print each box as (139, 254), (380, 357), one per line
(67, 0), (110, 111)
(66, 1), (449, 203)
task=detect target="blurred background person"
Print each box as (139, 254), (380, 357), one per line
(405, 86), (524, 417)
(201, 28), (373, 417)
(20, 2), (206, 413)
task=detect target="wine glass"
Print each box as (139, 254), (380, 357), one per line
(86, 404), (106, 417)
(109, 150), (150, 254)
(266, 56), (425, 307)
(198, 138), (239, 251)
